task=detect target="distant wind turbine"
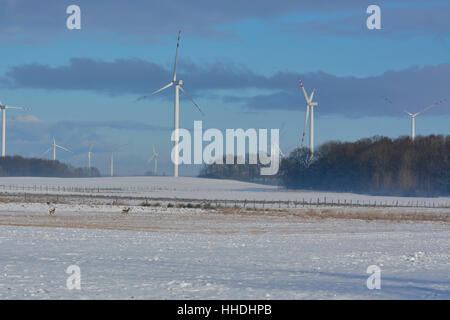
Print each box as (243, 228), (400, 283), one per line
(110, 152), (114, 177)
(136, 30), (203, 177)
(0, 101), (30, 157)
(42, 137), (72, 161)
(299, 78), (318, 160)
(147, 145), (159, 175)
(109, 143), (128, 177)
(88, 144), (94, 170)
(272, 141), (285, 158)
(384, 98), (447, 142)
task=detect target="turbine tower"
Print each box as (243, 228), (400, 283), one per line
(110, 152), (114, 177)
(147, 145), (159, 175)
(299, 78), (318, 160)
(385, 98), (446, 142)
(0, 101), (29, 157)
(137, 30), (203, 177)
(109, 143), (128, 177)
(88, 144), (94, 171)
(42, 137), (72, 161)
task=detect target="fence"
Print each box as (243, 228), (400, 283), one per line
(0, 184), (449, 209)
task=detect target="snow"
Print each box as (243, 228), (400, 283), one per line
(0, 212), (448, 299)
(0, 176), (449, 207)
(0, 177), (448, 299)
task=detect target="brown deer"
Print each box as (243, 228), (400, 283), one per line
(121, 208), (131, 215)
(49, 208), (56, 216)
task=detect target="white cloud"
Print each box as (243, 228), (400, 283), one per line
(14, 114), (42, 123)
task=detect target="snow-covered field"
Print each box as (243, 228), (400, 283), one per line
(1, 176), (449, 207)
(0, 220), (448, 299)
(0, 177), (449, 299)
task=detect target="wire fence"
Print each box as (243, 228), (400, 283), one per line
(0, 184), (449, 209)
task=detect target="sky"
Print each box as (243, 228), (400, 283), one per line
(0, 0), (449, 176)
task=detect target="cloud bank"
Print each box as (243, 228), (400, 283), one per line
(0, 0), (448, 41)
(3, 58), (450, 117)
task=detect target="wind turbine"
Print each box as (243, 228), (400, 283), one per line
(147, 145), (159, 175)
(0, 101), (30, 157)
(88, 144), (94, 170)
(385, 98), (446, 142)
(271, 141), (285, 158)
(137, 30), (203, 177)
(109, 143), (128, 177)
(299, 78), (318, 160)
(42, 137), (72, 161)
(110, 152), (114, 177)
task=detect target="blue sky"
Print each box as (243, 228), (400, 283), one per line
(0, 0), (449, 176)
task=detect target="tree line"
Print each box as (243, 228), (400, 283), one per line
(0, 156), (100, 178)
(199, 135), (450, 196)
(199, 154), (277, 184)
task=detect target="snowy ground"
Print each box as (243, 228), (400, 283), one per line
(0, 204), (449, 299)
(1, 176), (449, 207)
(0, 177), (448, 299)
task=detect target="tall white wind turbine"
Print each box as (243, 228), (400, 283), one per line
(299, 78), (318, 160)
(42, 137), (72, 161)
(0, 101), (30, 157)
(385, 98), (446, 142)
(137, 30), (203, 177)
(147, 145), (159, 175)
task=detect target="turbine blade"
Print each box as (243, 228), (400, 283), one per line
(384, 97), (413, 116)
(179, 86), (204, 115)
(41, 147), (52, 156)
(414, 99), (446, 116)
(301, 105), (310, 145)
(5, 105), (29, 110)
(298, 78), (310, 102)
(136, 82), (173, 101)
(173, 30), (181, 82)
(56, 145), (72, 153)
(147, 155), (155, 163)
(309, 88), (316, 101)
